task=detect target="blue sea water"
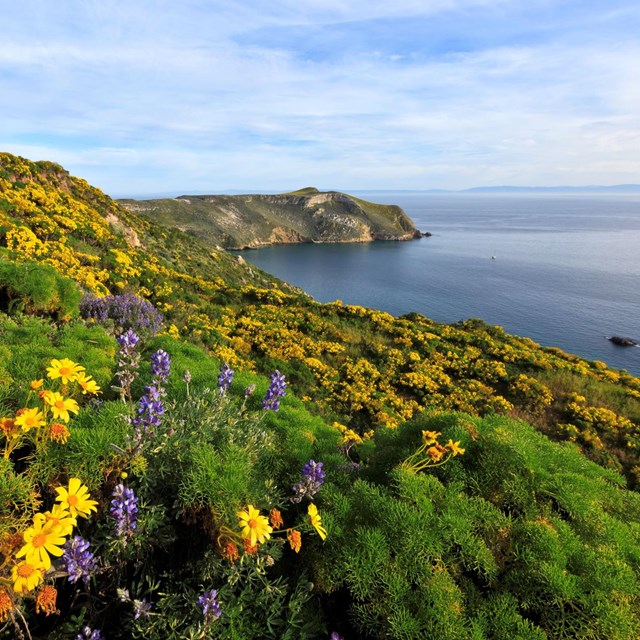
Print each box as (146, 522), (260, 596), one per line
(237, 193), (640, 375)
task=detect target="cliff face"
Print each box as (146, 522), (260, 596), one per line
(120, 188), (421, 249)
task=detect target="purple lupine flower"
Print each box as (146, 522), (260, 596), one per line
(115, 330), (141, 402)
(76, 626), (104, 640)
(132, 385), (165, 444)
(261, 370), (286, 412)
(217, 363), (234, 394)
(197, 589), (222, 619)
(244, 384), (256, 398)
(183, 369), (192, 384)
(291, 460), (325, 503)
(133, 599), (152, 620)
(330, 633), (344, 640)
(80, 294), (163, 336)
(110, 484), (138, 539)
(151, 349), (171, 383)
(62, 536), (98, 584)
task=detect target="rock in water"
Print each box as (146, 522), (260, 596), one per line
(608, 336), (638, 346)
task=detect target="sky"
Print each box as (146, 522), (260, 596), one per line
(2, 0), (640, 196)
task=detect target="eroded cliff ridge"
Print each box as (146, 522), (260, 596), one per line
(120, 187), (421, 249)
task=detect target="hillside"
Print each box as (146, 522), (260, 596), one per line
(119, 187), (421, 249)
(2, 151), (640, 638)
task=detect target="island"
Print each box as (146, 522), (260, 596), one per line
(119, 186), (421, 250)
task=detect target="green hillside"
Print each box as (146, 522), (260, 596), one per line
(1, 152), (640, 638)
(119, 188), (421, 249)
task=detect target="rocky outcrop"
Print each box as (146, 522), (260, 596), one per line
(120, 189), (421, 250)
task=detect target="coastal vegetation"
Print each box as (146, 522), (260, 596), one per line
(1, 152), (640, 638)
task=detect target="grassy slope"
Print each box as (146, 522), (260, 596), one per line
(1, 152), (639, 487)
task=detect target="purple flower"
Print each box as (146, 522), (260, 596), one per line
(217, 363), (234, 394)
(62, 536), (98, 585)
(330, 633), (344, 640)
(115, 330), (141, 402)
(262, 370), (286, 412)
(80, 294), (163, 336)
(76, 627), (104, 640)
(133, 598), (152, 620)
(116, 329), (140, 350)
(110, 484), (138, 539)
(132, 385), (165, 444)
(151, 349), (171, 382)
(197, 589), (222, 619)
(291, 460), (325, 503)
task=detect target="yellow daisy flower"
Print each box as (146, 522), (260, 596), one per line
(16, 514), (66, 570)
(75, 372), (101, 395)
(15, 408), (46, 433)
(237, 504), (272, 547)
(446, 439), (465, 456)
(46, 358), (85, 384)
(30, 379), (44, 390)
(43, 504), (77, 537)
(55, 478), (98, 519)
(308, 504), (327, 541)
(44, 392), (79, 423)
(12, 559), (46, 594)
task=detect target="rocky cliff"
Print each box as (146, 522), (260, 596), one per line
(120, 187), (421, 250)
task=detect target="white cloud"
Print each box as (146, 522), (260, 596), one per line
(1, 1), (639, 192)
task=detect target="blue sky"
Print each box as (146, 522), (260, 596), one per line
(2, 0), (640, 195)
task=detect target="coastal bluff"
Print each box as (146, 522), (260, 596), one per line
(119, 187), (421, 250)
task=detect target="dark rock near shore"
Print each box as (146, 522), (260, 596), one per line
(608, 336), (638, 346)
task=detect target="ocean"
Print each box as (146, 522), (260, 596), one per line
(237, 193), (640, 376)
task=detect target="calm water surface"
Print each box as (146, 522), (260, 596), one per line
(238, 193), (640, 375)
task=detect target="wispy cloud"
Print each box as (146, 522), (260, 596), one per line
(2, 0), (639, 194)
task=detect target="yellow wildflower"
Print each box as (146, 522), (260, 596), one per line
(35, 584), (58, 616)
(55, 478), (98, 519)
(46, 358), (85, 384)
(44, 392), (79, 423)
(12, 559), (46, 594)
(446, 439), (465, 456)
(30, 379), (44, 390)
(75, 372), (101, 395)
(237, 505), (272, 547)
(42, 504), (76, 537)
(308, 504), (327, 541)
(422, 430), (441, 445)
(15, 408), (46, 432)
(16, 514), (66, 570)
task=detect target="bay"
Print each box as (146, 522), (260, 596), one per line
(237, 193), (640, 375)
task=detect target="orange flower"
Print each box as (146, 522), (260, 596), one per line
(35, 585), (58, 616)
(49, 423), (70, 444)
(222, 542), (239, 564)
(427, 446), (444, 462)
(243, 538), (259, 556)
(0, 588), (13, 623)
(30, 379), (44, 390)
(0, 417), (18, 438)
(269, 508), (284, 530)
(287, 529), (302, 553)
